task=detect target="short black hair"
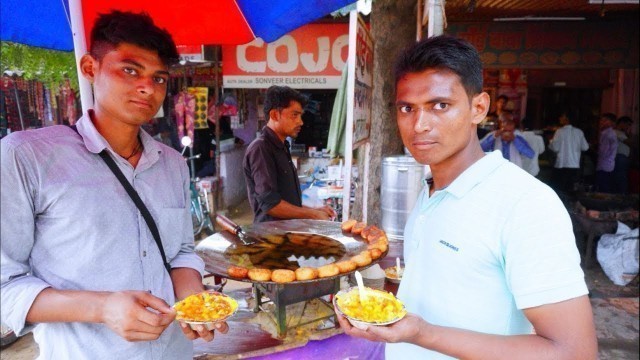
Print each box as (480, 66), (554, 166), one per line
(90, 11), (179, 67)
(264, 86), (307, 116)
(497, 94), (508, 102)
(617, 116), (632, 125)
(394, 35), (483, 99)
(601, 113), (617, 122)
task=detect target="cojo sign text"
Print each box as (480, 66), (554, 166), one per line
(223, 24), (348, 89)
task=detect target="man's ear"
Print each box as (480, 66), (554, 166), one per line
(268, 108), (280, 122)
(79, 54), (97, 83)
(471, 92), (490, 125)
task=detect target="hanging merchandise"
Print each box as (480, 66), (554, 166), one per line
(219, 93), (238, 116)
(233, 89), (246, 129)
(173, 89), (196, 143)
(187, 87), (209, 130)
(43, 87), (53, 126)
(1, 76), (20, 131)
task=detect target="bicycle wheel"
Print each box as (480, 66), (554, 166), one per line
(191, 197), (204, 235)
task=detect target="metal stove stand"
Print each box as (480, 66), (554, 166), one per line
(252, 278), (340, 337)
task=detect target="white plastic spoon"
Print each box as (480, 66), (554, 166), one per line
(354, 270), (366, 303)
(396, 257), (402, 278)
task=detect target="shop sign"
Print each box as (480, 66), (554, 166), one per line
(177, 45), (204, 62)
(351, 16), (374, 147)
(223, 24), (349, 89)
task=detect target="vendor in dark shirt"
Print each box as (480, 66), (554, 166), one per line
(243, 86), (336, 223)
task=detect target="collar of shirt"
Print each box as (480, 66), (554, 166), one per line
(421, 151), (504, 210)
(76, 111), (163, 170)
(261, 126), (286, 150)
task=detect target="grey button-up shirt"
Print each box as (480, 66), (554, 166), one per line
(1, 114), (204, 359)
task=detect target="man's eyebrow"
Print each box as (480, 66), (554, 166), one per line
(120, 59), (170, 76)
(120, 59), (144, 68)
(396, 97), (451, 106)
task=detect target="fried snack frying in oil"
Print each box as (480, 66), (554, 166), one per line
(248, 268), (272, 281)
(368, 248), (383, 260)
(271, 269), (296, 283)
(317, 263), (340, 278)
(295, 267), (319, 281)
(341, 219), (357, 232)
(227, 265), (248, 279)
(335, 260), (357, 273)
(351, 222), (366, 235)
(368, 240), (388, 253)
(336, 288), (406, 323)
(174, 292), (238, 322)
(360, 225), (379, 239)
(351, 251), (372, 267)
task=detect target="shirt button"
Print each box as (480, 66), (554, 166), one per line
(143, 251), (147, 257)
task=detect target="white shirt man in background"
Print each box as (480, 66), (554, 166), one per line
(519, 120), (545, 177)
(549, 111), (589, 193)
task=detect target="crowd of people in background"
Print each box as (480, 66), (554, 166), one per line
(478, 103), (635, 196)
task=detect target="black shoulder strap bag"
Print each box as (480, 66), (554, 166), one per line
(69, 125), (171, 273)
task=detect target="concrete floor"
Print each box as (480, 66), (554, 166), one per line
(2, 199), (638, 359)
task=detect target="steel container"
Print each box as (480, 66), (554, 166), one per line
(381, 156), (428, 241)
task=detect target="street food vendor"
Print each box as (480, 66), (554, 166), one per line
(1, 11), (225, 359)
(243, 85), (336, 223)
(336, 36), (597, 360)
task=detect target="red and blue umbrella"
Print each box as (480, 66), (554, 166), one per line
(1, 0), (354, 51)
(2, 0), (354, 109)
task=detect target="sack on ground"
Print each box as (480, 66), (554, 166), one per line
(597, 222), (639, 286)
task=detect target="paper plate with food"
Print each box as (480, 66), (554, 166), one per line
(384, 257), (404, 284)
(173, 290), (238, 330)
(333, 286), (407, 330)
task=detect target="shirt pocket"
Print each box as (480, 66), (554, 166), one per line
(156, 207), (191, 260)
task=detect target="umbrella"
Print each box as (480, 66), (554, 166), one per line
(2, 0), (354, 111)
(1, 0), (355, 51)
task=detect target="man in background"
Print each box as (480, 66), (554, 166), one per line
(595, 113), (618, 193)
(519, 118), (545, 177)
(243, 85), (336, 223)
(480, 112), (535, 170)
(548, 110), (589, 193)
(613, 116), (633, 193)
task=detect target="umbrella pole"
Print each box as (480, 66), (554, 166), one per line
(69, 0), (93, 113)
(214, 46), (222, 214)
(12, 82), (25, 131)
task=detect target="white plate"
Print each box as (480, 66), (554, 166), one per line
(333, 287), (406, 330)
(173, 291), (238, 330)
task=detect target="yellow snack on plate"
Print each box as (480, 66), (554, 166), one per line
(334, 287), (406, 328)
(173, 291), (238, 326)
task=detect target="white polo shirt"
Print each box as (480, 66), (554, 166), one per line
(386, 151), (587, 360)
(548, 125), (589, 169)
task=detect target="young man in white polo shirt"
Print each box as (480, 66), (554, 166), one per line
(336, 36), (597, 360)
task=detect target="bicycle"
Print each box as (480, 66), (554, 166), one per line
(180, 137), (215, 237)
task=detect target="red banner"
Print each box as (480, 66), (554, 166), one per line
(223, 24), (349, 89)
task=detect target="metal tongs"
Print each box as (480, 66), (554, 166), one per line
(215, 214), (259, 245)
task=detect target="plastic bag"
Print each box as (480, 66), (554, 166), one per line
(302, 186), (323, 208)
(597, 222), (639, 286)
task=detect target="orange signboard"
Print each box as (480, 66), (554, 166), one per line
(223, 24), (349, 89)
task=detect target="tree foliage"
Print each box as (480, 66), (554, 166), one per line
(1, 41), (78, 90)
